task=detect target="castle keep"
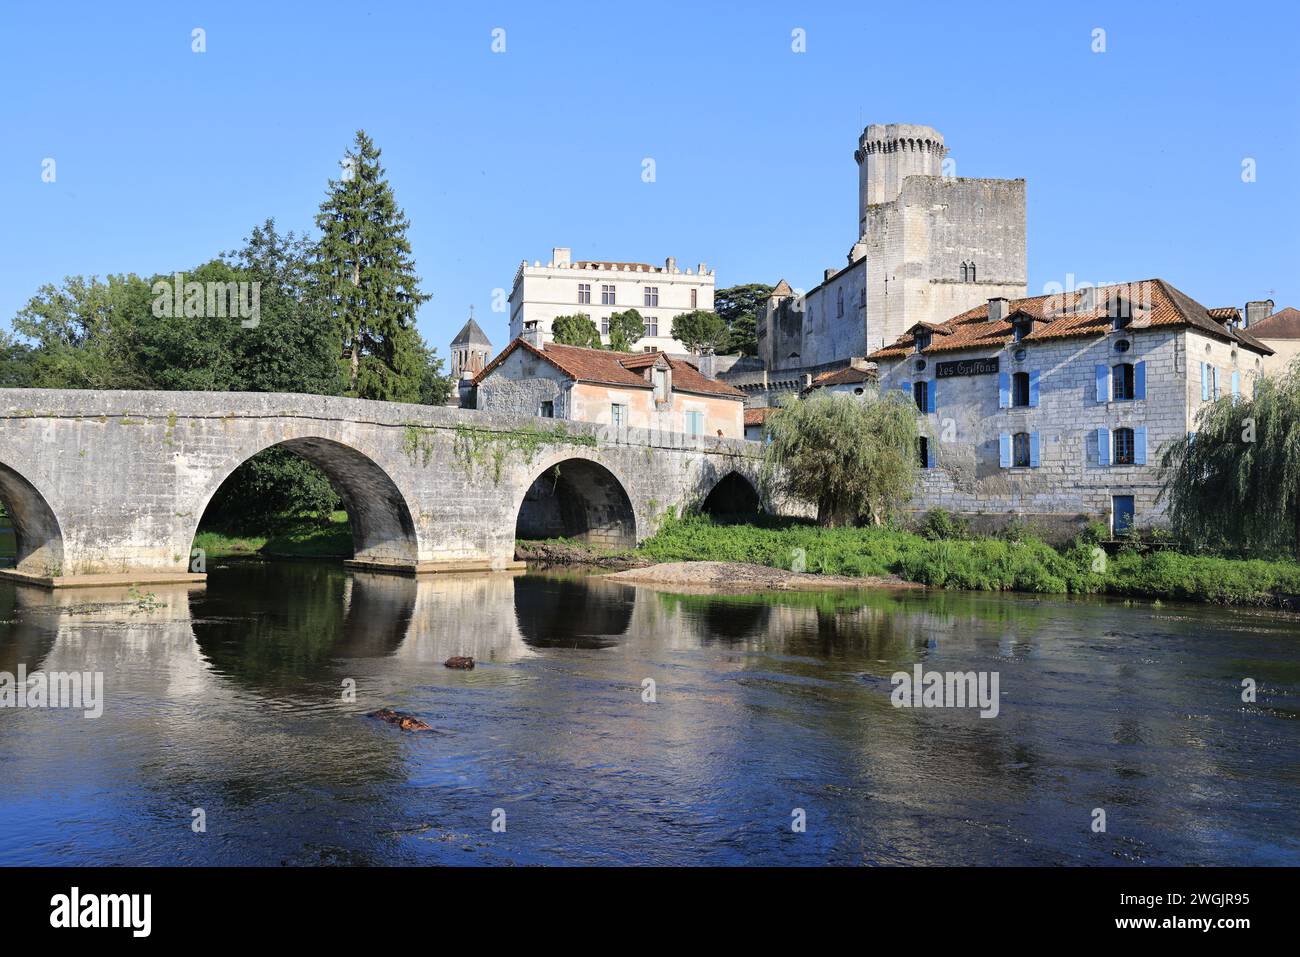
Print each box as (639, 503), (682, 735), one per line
(754, 124), (1026, 382)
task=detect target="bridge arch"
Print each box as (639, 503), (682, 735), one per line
(513, 455), (637, 549)
(191, 436), (419, 564)
(0, 460), (66, 576)
(698, 470), (762, 520)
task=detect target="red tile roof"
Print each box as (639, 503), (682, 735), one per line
(744, 407), (774, 427)
(1248, 307), (1300, 340)
(475, 339), (745, 398)
(802, 364), (877, 394)
(867, 279), (1274, 360)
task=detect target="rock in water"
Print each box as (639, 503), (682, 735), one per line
(444, 656), (475, 670)
(368, 708), (435, 732)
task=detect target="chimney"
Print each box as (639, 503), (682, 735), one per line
(1245, 299), (1274, 327)
(850, 356), (869, 371)
(698, 353), (717, 379)
(665, 256), (677, 272)
(1077, 286), (1096, 312)
(521, 322), (544, 348)
(552, 247), (571, 267)
(824, 268), (836, 282)
(803, 373), (813, 390)
(696, 263), (707, 275)
(987, 297), (1009, 324)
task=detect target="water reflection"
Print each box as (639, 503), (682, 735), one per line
(0, 561), (1297, 866)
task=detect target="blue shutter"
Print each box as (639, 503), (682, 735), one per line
(1134, 426), (1147, 465)
(1231, 370), (1240, 398)
(897, 379), (911, 398)
(1187, 431), (1196, 445)
(1029, 431), (1041, 467)
(999, 433), (1012, 468)
(1097, 427), (1112, 466)
(1201, 363), (1210, 401)
(925, 440), (936, 469)
(998, 372), (1011, 409)
(927, 379), (937, 413)
(1134, 361), (1146, 400)
(1029, 370), (1041, 407)
(1095, 364), (1109, 403)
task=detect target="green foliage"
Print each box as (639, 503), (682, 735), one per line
(763, 390), (919, 526)
(605, 308), (645, 352)
(200, 448), (341, 534)
(638, 514), (1300, 605)
(712, 283), (772, 357)
(550, 313), (602, 349)
(414, 333), (454, 406)
(1160, 360), (1300, 559)
(918, 507), (968, 541)
(448, 422), (597, 484)
(670, 309), (729, 355)
(314, 130), (429, 401)
(0, 329), (35, 387)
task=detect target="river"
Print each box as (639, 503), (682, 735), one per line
(0, 560), (1296, 865)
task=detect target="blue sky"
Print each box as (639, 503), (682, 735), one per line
(2, 0), (1296, 356)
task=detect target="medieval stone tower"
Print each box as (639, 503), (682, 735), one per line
(756, 123), (1027, 374)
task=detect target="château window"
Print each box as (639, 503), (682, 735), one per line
(913, 380), (929, 412)
(1012, 432), (1031, 468)
(611, 403), (627, 428)
(539, 400), (554, 418)
(600, 317), (610, 336)
(1012, 371), (1031, 407)
(601, 284), (616, 305)
(645, 316), (658, 337)
(578, 283), (591, 305)
(690, 288), (697, 308)
(1113, 427), (1135, 465)
(644, 286), (659, 307)
(1112, 362), (1135, 400)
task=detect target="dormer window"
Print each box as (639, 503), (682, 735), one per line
(652, 365), (670, 403)
(1108, 293), (1131, 329)
(915, 331), (932, 351)
(1013, 320), (1031, 343)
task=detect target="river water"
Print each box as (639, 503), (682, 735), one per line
(0, 560), (1296, 866)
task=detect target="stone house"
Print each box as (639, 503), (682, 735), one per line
(1244, 306), (1300, 376)
(867, 279), (1274, 537)
(474, 338), (746, 438)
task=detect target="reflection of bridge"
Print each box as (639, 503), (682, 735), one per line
(0, 389), (765, 587)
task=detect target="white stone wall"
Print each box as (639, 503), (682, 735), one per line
(508, 254), (715, 354)
(875, 327), (1204, 532)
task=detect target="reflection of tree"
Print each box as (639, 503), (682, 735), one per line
(190, 562), (412, 692)
(0, 584), (59, 675)
(513, 575), (634, 648)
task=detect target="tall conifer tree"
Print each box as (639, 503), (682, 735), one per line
(315, 130), (429, 401)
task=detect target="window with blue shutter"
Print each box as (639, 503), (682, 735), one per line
(1134, 426), (1147, 465)
(1029, 431), (1041, 467)
(926, 439), (936, 469)
(1212, 366), (1220, 399)
(1097, 427), (1112, 465)
(927, 379), (937, 413)
(1134, 360), (1146, 400)
(1231, 370), (1240, 399)
(1201, 363), (1211, 401)
(998, 372), (1011, 409)
(897, 379), (911, 399)
(1028, 370), (1041, 407)
(1095, 364), (1109, 403)
(999, 432), (1012, 468)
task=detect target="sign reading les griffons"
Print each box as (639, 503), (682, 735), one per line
(936, 357), (999, 378)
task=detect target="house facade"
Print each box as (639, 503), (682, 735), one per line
(508, 248), (715, 354)
(474, 339), (745, 438)
(867, 280), (1273, 538)
(1245, 305), (1300, 375)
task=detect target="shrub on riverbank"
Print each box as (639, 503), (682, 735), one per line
(637, 515), (1300, 605)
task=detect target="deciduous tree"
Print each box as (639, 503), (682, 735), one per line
(550, 313), (602, 349)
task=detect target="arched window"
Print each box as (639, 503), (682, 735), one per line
(960, 261), (969, 282)
(1112, 362), (1135, 400)
(913, 380), (929, 412)
(968, 261), (976, 282)
(1012, 432), (1031, 467)
(1113, 427), (1135, 465)
(1012, 371), (1030, 407)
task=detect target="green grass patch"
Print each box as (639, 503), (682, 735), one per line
(194, 511), (352, 560)
(636, 515), (1300, 606)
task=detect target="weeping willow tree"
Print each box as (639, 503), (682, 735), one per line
(763, 389), (920, 526)
(1159, 361), (1300, 558)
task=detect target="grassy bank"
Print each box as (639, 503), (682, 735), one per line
(194, 511), (352, 560)
(636, 515), (1300, 606)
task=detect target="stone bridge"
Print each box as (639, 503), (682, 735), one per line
(0, 389), (766, 587)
